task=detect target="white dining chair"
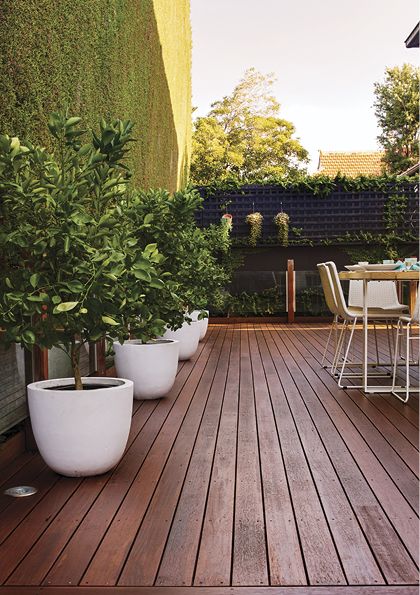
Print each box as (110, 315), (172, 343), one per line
(325, 262), (406, 388)
(391, 294), (420, 403)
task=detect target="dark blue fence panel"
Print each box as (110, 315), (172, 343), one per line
(196, 182), (419, 242)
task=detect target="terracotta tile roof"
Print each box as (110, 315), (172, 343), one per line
(317, 151), (386, 177)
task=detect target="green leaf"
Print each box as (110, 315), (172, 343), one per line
(54, 301), (79, 312)
(65, 117), (82, 128)
(52, 295), (61, 304)
(134, 269), (151, 282)
(80, 307), (88, 314)
(5, 277), (13, 289)
(30, 273), (39, 289)
(143, 213), (154, 225)
(102, 315), (119, 325)
(22, 330), (36, 344)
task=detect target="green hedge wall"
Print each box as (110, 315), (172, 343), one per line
(0, 0), (191, 190)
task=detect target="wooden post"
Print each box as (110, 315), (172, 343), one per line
(96, 338), (106, 376)
(32, 346), (49, 381)
(287, 259), (295, 324)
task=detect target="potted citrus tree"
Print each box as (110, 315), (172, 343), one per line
(0, 112), (165, 476)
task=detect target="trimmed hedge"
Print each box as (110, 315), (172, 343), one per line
(0, 0), (191, 190)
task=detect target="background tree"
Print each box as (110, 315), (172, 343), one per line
(190, 68), (308, 185)
(373, 64), (420, 174)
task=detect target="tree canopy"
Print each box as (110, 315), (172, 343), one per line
(190, 68), (309, 185)
(373, 64), (419, 174)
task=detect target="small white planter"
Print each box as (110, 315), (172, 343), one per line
(113, 340), (179, 400)
(162, 321), (200, 360)
(27, 377), (133, 477)
(190, 310), (209, 341)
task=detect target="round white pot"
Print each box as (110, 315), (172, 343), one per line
(27, 377), (133, 477)
(190, 310), (209, 341)
(162, 321), (200, 360)
(113, 340), (179, 400)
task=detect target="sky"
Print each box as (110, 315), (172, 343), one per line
(191, 0), (419, 171)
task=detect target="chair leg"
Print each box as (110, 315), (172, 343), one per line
(338, 318), (357, 388)
(373, 321), (379, 366)
(321, 315), (336, 368)
(391, 320), (401, 392)
(331, 320), (347, 376)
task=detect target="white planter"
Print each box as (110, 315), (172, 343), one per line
(162, 321), (200, 360)
(113, 340), (179, 400)
(190, 310), (209, 341)
(27, 377), (133, 477)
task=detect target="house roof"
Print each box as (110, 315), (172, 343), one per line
(405, 22), (419, 48)
(317, 151), (385, 177)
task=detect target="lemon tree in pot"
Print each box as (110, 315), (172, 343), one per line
(0, 112), (165, 476)
(127, 188), (231, 354)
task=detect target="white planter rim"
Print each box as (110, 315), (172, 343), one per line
(114, 339), (178, 347)
(27, 377), (132, 393)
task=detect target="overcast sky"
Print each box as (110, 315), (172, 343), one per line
(191, 0), (419, 171)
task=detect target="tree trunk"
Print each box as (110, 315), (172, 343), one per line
(71, 342), (83, 391)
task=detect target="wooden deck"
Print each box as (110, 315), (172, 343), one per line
(0, 323), (418, 595)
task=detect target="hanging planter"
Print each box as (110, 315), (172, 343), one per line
(274, 212), (290, 246)
(246, 212), (263, 246)
(221, 213), (233, 229)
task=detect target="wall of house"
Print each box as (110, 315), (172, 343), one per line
(0, 0), (192, 191)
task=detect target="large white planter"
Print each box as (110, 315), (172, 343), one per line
(113, 340), (179, 400)
(27, 377), (133, 477)
(190, 310), (209, 341)
(162, 321), (200, 360)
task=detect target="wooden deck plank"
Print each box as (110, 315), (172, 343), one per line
(80, 328), (221, 586)
(0, 584), (419, 594)
(274, 324), (419, 565)
(252, 327), (346, 585)
(0, 323), (418, 591)
(155, 328), (233, 586)
(118, 328), (228, 586)
(260, 326), (385, 585)
(4, 402), (154, 585)
(231, 327), (268, 586)
(193, 326), (240, 586)
(248, 327), (306, 585)
(285, 325), (419, 511)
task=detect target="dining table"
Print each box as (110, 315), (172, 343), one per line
(338, 269), (419, 394)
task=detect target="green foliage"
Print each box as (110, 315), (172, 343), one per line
(274, 212), (289, 246)
(126, 187), (231, 325)
(297, 288), (329, 316)
(246, 212), (264, 246)
(374, 64), (420, 174)
(213, 287), (285, 317)
(198, 172), (415, 198)
(0, 112), (170, 388)
(0, 0), (191, 191)
(191, 68), (308, 185)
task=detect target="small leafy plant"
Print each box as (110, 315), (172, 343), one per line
(274, 211), (289, 246)
(246, 212), (263, 246)
(0, 112), (167, 389)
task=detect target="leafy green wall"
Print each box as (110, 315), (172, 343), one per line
(0, 0), (191, 190)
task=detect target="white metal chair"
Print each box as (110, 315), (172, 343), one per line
(317, 263), (341, 372)
(325, 262), (406, 388)
(391, 294), (420, 403)
(348, 279), (408, 362)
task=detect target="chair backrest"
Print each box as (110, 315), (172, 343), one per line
(349, 280), (402, 309)
(317, 263), (339, 315)
(324, 261), (352, 320)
